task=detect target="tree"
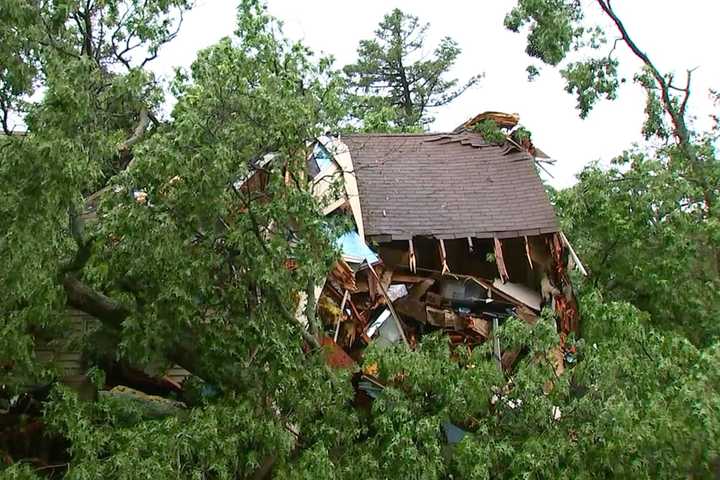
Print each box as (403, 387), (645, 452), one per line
(1, 0), (351, 475)
(505, 0), (720, 343)
(550, 147), (720, 345)
(28, 294), (720, 478)
(1, 0), (193, 392)
(505, 1), (712, 176)
(344, 8), (482, 131)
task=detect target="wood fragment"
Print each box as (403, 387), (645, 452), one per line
(438, 239), (450, 274)
(330, 259), (357, 292)
(366, 261), (410, 347)
(394, 298), (428, 323)
(408, 238), (416, 273)
(492, 317), (502, 372)
(560, 231), (588, 276)
(524, 236), (534, 270)
(515, 305), (538, 326)
(391, 272), (433, 284)
(493, 238), (510, 283)
(501, 349), (521, 371)
(425, 291), (443, 307)
(368, 268), (377, 301)
(334, 290), (349, 342)
(408, 278), (435, 300)
(395, 266), (521, 306)
(467, 316), (491, 337)
(426, 306), (464, 329)
(380, 268), (393, 295)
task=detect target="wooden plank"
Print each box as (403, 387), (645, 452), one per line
(165, 366), (191, 384)
(391, 272), (434, 284)
(493, 238), (510, 283)
(366, 262), (409, 348)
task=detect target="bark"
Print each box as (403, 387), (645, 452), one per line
(62, 275), (130, 327)
(117, 108), (150, 153)
(62, 276), (214, 382)
(597, 0), (714, 215)
(117, 108), (150, 169)
(62, 275), (320, 385)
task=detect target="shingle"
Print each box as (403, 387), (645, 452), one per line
(341, 132), (559, 240)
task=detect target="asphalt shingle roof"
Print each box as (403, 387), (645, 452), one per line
(341, 132), (559, 241)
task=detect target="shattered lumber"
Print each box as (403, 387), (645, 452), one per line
(314, 226), (581, 382)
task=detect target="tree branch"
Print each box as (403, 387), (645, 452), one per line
(266, 287), (321, 350)
(678, 68), (696, 119)
(596, 0), (713, 214)
(0, 99), (11, 136)
(117, 108), (150, 168)
(62, 275), (226, 385)
(596, 0), (692, 152)
(118, 108), (150, 149)
(63, 275), (130, 328)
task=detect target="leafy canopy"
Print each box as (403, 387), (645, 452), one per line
(1, 1), (719, 478)
(507, 0), (720, 344)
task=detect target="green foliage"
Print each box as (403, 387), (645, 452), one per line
(635, 69), (671, 140)
(45, 385), (295, 479)
(2, 1), (720, 478)
(472, 119), (507, 144)
(552, 145), (720, 344)
(504, 0), (584, 66)
(3, 0), (352, 472)
(290, 298), (718, 479)
(6, 295), (720, 478)
(0, 1), (188, 396)
(344, 8), (481, 131)
(505, 0), (632, 121)
(0, 463), (41, 480)
(507, 0), (720, 348)
(512, 126), (532, 143)
(561, 57), (619, 118)
(526, 64), (540, 81)
(503, 1), (637, 123)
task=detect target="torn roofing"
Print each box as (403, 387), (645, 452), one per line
(340, 132), (559, 241)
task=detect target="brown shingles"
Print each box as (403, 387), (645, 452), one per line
(342, 132), (559, 241)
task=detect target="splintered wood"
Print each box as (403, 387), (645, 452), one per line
(314, 232), (579, 376)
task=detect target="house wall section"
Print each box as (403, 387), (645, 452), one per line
(35, 308), (192, 395)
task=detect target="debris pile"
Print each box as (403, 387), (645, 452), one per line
(316, 230), (580, 373)
(309, 114), (583, 377)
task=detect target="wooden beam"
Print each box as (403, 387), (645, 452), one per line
(366, 261), (410, 348)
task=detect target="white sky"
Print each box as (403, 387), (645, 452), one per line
(152, 0), (719, 188)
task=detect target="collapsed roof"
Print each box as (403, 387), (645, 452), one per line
(340, 132), (559, 241)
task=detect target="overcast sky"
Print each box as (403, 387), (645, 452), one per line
(152, 1), (719, 188)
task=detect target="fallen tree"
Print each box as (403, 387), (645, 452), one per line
(1, 1), (719, 478)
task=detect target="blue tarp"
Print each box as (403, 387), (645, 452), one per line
(442, 421), (468, 445)
(337, 231), (379, 264)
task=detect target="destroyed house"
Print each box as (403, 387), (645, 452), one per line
(310, 112), (583, 372)
(29, 112), (582, 403)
